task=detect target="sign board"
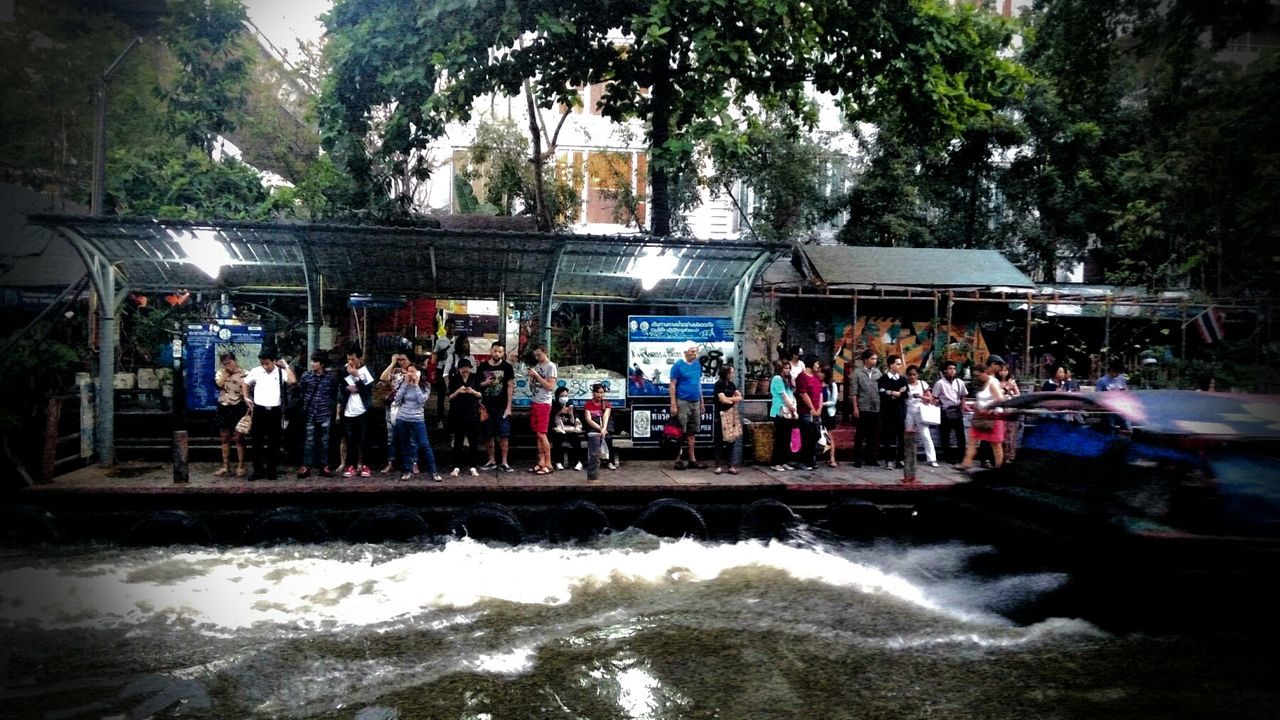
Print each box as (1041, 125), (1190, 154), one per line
(185, 322), (264, 412)
(626, 315), (734, 397)
(628, 401), (714, 447)
(511, 366), (626, 409)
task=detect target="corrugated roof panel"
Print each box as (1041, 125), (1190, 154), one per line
(801, 246), (1034, 289)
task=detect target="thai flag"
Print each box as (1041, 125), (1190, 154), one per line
(1195, 306), (1225, 344)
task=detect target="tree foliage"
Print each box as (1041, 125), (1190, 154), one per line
(320, 0), (1024, 232)
(844, 0), (1278, 296)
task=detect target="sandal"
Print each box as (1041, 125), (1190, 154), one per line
(214, 467), (229, 477)
(828, 461), (838, 468)
(728, 467), (739, 475)
(235, 466), (247, 478)
(534, 467), (551, 475)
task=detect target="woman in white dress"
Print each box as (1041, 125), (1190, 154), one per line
(903, 364), (938, 467)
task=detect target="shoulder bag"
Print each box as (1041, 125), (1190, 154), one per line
(720, 406), (743, 443)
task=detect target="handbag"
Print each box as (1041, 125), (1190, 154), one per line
(919, 404), (941, 426)
(720, 407), (743, 443)
(817, 425), (831, 448)
(235, 409), (253, 435)
(790, 427), (802, 453)
(663, 422), (685, 445)
(554, 412), (583, 434)
(779, 403), (798, 420)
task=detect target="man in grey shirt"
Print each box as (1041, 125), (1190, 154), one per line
(851, 349), (881, 468)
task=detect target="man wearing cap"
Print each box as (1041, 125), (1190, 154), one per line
(669, 345), (706, 470)
(243, 349), (297, 481)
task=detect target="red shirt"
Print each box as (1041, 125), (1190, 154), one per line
(584, 399), (611, 427)
(795, 372), (824, 414)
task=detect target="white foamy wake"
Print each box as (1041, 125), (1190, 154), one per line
(0, 538), (1067, 636)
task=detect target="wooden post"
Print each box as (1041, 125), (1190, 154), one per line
(42, 397), (61, 483)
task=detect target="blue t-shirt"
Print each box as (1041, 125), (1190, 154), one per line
(1096, 373), (1128, 391)
(669, 359), (703, 401)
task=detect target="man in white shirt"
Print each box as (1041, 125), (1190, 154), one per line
(243, 349), (297, 481)
(339, 347), (376, 478)
(931, 360), (968, 465)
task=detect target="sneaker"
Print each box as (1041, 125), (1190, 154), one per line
(482, 461), (498, 470)
(573, 461), (583, 471)
(297, 466), (310, 479)
(400, 473), (412, 481)
(674, 460), (686, 470)
(772, 464), (789, 472)
(360, 465), (372, 478)
(929, 461), (939, 467)
(320, 466), (333, 477)
(342, 466), (356, 478)
(608, 462), (618, 470)
(895, 461), (905, 470)
(714, 467), (723, 475)
(469, 467), (479, 477)
(450, 467), (460, 477)
(689, 461), (708, 470)
(380, 463), (394, 475)
(432, 473), (444, 482)
(412, 463), (420, 475)
(500, 464), (515, 473)
(555, 462), (564, 470)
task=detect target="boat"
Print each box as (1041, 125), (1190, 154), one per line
(930, 390), (1280, 626)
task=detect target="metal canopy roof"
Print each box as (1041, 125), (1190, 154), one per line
(27, 215), (786, 306)
(793, 245), (1036, 290)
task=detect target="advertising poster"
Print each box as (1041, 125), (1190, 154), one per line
(511, 370), (626, 409)
(185, 322), (264, 412)
(626, 316), (734, 397)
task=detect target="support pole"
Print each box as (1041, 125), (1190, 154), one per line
(1180, 303), (1188, 361)
(302, 260), (320, 361)
(931, 292), (939, 372)
(96, 264), (117, 466)
(1025, 293), (1033, 384)
(91, 37), (142, 217)
(731, 251), (775, 385)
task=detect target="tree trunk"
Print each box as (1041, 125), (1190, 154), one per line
(648, 48), (674, 237)
(524, 83), (553, 232)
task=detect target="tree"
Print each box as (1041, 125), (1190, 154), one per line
(703, 107), (836, 242)
(465, 118), (583, 228)
(158, 0), (253, 157)
(320, 0), (1024, 233)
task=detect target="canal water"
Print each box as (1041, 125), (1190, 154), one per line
(1, 533), (1275, 719)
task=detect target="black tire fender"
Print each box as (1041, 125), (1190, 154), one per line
(554, 499), (611, 543)
(632, 498), (707, 540)
(347, 504), (430, 543)
(451, 502), (524, 545)
(739, 498), (799, 541)
(128, 510), (212, 546)
(824, 498), (886, 540)
(243, 506), (330, 545)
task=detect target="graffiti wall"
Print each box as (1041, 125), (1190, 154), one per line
(831, 317), (990, 383)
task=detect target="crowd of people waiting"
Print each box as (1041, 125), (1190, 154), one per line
(211, 324), (622, 482)
(211, 326), (1111, 482)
